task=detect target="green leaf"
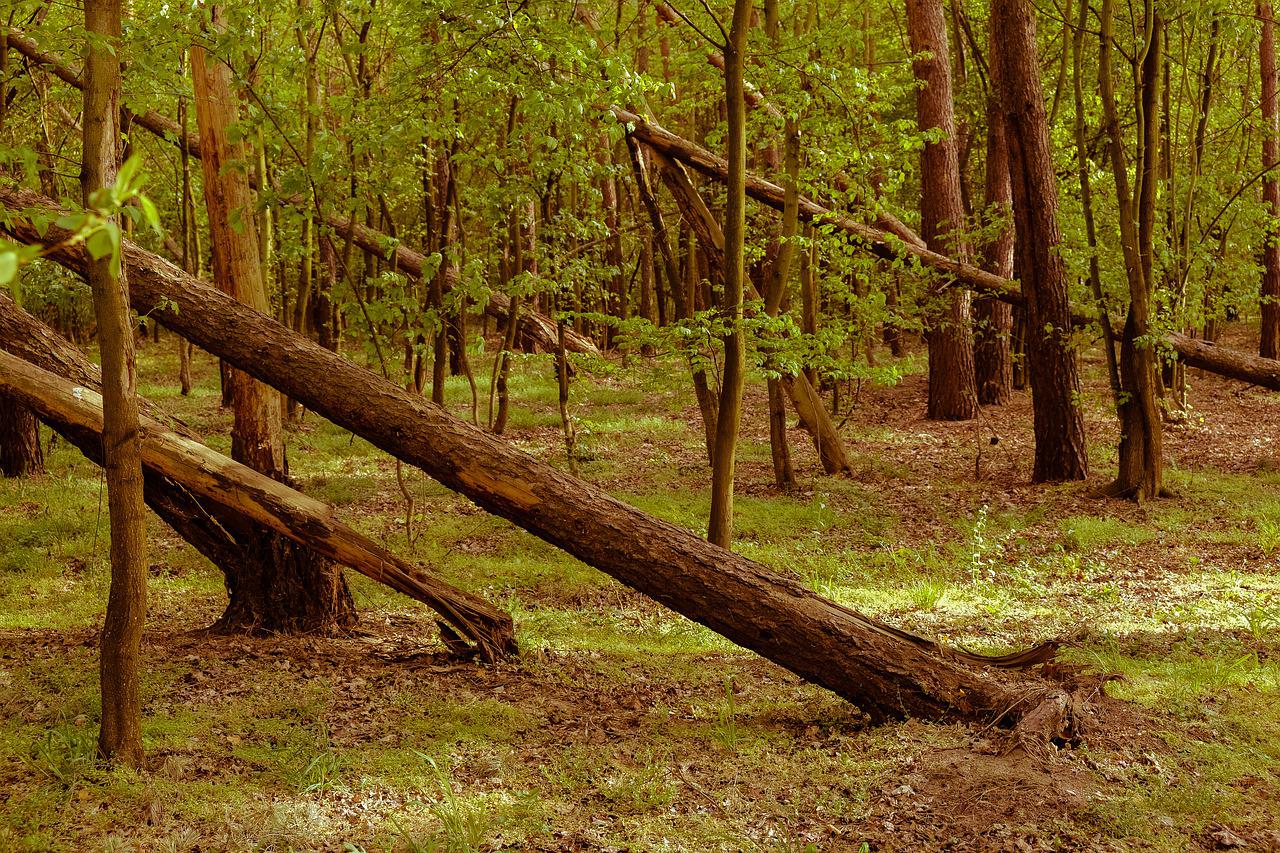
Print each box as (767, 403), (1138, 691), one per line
(0, 251), (17, 286)
(86, 227), (115, 261)
(138, 196), (162, 234)
(116, 154), (141, 193)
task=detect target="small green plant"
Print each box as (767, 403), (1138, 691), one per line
(712, 676), (741, 752)
(967, 504), (996, 582)
(1243, 604), (1280, 644)
(907, 578), (947, 611)
(27, 723), (97, 786)
(1258, 517), (1280, 555)
(290, 744), (344, 794)
(395, 753), (490, 853)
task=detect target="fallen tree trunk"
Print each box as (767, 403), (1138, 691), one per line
(614, 107), (1280, 389)
(1165, 333), (1280, 391)
(0, 347), (517, 662)
(0, 290), (267, 583)
(3, 28), (597, 358)
(1, 185), (1072, 726)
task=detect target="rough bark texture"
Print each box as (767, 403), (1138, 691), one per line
(1, 190), (1069, 725)
(83, 0), (147, 768)
(1262, 1), (1280, 359)
(0, 351), (517, 662)
(906, 0), (979, 421)
(992, 0), (1089, 482)
(0, 390), (44, 477)
(975, 62), (1014, 406)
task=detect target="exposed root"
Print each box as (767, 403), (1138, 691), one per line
(1003, 675), (1122, 759)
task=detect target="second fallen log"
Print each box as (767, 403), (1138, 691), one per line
(0, 348), (517, 662)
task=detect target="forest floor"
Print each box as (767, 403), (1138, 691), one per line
(1, 329), (1278, 852)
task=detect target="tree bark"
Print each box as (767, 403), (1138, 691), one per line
(0, 350), (517, 662)
(191, 10), (356, 632)
(974, 53), (1014, 406)
(707, 0), (753, 548)
(0, 389), (44, 477)
(1262, 2), (1280, 358)
(906, 0), (979, 421)
(1, 190), (1073, 728)
(992, 0), (1090, 482)
(83, 0), (146, 769)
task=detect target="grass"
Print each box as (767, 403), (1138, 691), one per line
(0, 342), (1277, 850)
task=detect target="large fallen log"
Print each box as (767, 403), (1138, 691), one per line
(0, 290), (272, 586)
(3, 28), (597, 357)
(0, 346), (517, 662)
(614, 107), (1280, 390)
(1164, 333), (1280, 391)
(1, 185), (1075, 727)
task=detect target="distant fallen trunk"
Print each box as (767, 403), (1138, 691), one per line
(615, 107), (1280, 390)
(3, 28), (597, 358)
(1165, 333), (1280, 391)
(310, 207), (596, 355)
(0, 347), (517, 662)
(1, 185), (1074, 728)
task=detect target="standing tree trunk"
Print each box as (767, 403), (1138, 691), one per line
(906, 0), (979, 421)
(992, 0), (1089, 482)
(1099, 0), (1165, 500)
(707, 0), (753, 548)
(974, 65), (1014, 406)
(84, 0), (146, 768)
(191, 6), (356, 632)
(1261, 1), (1280, 359)
(0, 390), (44, 477)
(0, 34), (45, 478)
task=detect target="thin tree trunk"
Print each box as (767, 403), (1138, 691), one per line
(1071, 0), (1123, 409)
(707, 0), (755, 548)
(1098, 0), (1164, 500)
(84, 0), (146, 768)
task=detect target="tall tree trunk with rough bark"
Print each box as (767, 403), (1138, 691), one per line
(191, 6), (356, 632)
(907, 0), (979, 421)
(84, 0), (146, 768)
(1261, 1), (1280, 359)
(974, 36), (1014, 406)
(992, 0), (1089, 482)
